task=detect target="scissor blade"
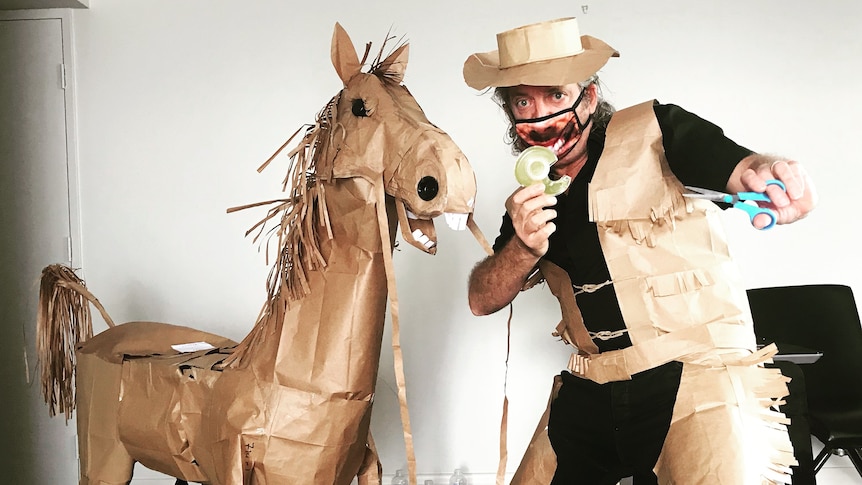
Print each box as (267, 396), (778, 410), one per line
(683, 185), (725, 196)
(683, 193), (725, 201)
(682, 185), (727, 202)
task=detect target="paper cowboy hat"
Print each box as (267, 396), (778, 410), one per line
(463, 17), (619, 90)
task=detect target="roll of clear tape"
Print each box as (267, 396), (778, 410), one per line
(514, 146), (572, 196)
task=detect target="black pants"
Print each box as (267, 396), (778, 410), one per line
(767, 361), (816, 485)
(548, 361), (683, 485)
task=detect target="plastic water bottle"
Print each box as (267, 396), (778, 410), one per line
(449, 468), (468, 485)
(391, 469), (408, 485)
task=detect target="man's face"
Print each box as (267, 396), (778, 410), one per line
(508, 83), (596, 173)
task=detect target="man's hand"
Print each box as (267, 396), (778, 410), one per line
(467, 183), (560, 316)
(727, 155), (818, 229)
(506, 182), (559, 257)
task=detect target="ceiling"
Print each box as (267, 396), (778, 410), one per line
(0, 0), (88, 10)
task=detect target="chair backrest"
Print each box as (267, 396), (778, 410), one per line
(747, 284), (862, 411)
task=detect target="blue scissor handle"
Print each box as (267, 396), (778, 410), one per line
(736, 179), (786, 202)
(735, 179), (786, 230)
(734, 203), (778, 229)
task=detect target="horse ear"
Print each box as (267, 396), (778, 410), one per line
(378, 43), (409, 84)
(331, 22), (361, 85)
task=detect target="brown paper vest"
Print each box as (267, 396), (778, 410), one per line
(509, 101), (795, 484)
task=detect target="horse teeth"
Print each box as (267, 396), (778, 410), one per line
(406, 209), (418, 220)
(444, 212), (468, 231)
(410, 229), (435, 249)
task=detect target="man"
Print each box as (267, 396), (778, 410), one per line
(463, 17), (817, 484)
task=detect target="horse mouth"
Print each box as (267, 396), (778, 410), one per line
(409, 217), (437, 251)
(400, 206), (471, 254)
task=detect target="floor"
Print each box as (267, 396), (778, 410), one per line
(616, 439), (861, 484)
(812, 439), (862, 484)
(129, 438), (862, 483)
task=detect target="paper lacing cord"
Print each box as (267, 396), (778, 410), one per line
(589, 329), (629, 341)
(493, 274), (616, 482)
(574, 280), (627, 340)
(495, 304), (513, 485)
(374, 183), (418, 485)
(460, 217), (509, 484)
(572, 279), (612, 295)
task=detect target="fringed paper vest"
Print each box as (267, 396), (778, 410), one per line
(532, 100), (796, 484)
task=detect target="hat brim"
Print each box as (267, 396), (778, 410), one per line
(463, 35), (619, 90)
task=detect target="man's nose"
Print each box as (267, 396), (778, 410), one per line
(527, 125), (558, 143)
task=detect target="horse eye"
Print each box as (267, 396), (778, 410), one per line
(417, 176), (439, 201)
(351, 98), (369, 117)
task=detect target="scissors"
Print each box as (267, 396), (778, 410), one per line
(683, 179), (787, 230)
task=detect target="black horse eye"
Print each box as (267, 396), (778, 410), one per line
(417, 176), (439, 201)
(351, 98), (369, 117)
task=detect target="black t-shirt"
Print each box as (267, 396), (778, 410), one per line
(492, 102), (753, 352)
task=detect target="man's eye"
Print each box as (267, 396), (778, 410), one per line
(516, 99), (528, 108)
(553, 92), (565, 100)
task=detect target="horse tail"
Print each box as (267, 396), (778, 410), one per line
(37, 264), (115, 419)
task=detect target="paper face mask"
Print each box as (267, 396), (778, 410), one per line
(514, 88), (590, 151)
(36, 22), (491, 485)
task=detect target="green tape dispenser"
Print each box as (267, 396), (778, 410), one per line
(513, 146), (572, 196)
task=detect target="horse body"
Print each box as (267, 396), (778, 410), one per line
(198, 178), (393, 485)
(40, 23), (480, 485)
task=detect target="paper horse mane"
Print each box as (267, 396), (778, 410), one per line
(236, 29), (414, 304)
(37, 22), (488, 485)
(226, 32), (406, 315)
(230, 31), (411, 301)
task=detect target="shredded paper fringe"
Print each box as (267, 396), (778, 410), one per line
(37, 265), (102, 420)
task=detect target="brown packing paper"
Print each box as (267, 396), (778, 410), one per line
(509, 376), (561, 485)
(462, 17), (620, 90)
(509, 101), (794, 484)
(656, 356), (796, 484)
(118, 353), (217, 481)
(37, 22), (492, 485)
(75, 351), (132, 484)
(75, 322), (237, 483)
(356, 431), (383, 485)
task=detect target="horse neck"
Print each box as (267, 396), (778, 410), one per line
(245, 177), (397, 398)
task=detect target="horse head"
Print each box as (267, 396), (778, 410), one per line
(327, 22), (477, 254)
(227, 23), (487, 364)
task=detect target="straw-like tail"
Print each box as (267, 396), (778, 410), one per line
(37, 264), (115, 420)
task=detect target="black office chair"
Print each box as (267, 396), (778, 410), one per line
(747, 284), (862, 479)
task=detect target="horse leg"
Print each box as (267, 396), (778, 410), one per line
(76, 353), (135, 485)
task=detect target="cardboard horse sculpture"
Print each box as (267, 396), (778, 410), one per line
(37, 23), (487, 485)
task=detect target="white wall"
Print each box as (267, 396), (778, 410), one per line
(57, 0), (862, 481)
